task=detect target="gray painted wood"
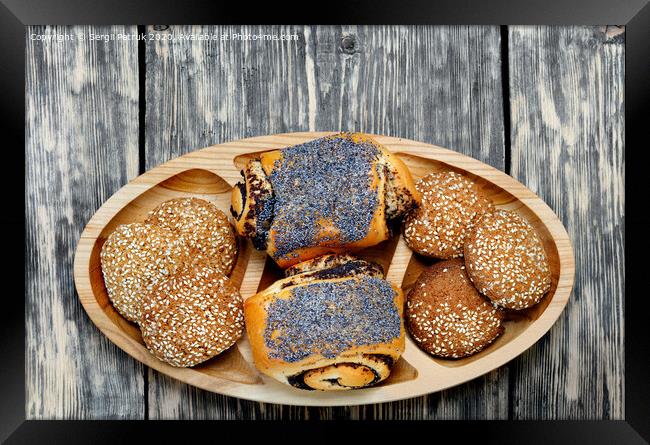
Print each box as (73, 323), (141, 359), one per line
(507, 26), (624, 419)
(25, 25), (143, 419)
(144, 24), (507, 419)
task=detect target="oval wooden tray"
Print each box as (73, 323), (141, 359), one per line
(73, 132), (575, 406)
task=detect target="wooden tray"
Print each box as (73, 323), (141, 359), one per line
(73, 132), (575, 406)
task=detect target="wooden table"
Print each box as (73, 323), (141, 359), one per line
(25, 25), (624, 419)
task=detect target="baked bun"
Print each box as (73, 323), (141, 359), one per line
(244, 254), (405, 390)
(404, 171), (493, 259)
(146, 197), (237, 275)
(407, 259), (504, 358)
(231, 132), (419, 268)
(100, 223), (190, 322)
(464, 209), (551, 310)
(140, 265), (244, 367)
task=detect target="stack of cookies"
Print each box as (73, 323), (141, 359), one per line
(403, 171), (551, 359)
(100, 198), (244, 367)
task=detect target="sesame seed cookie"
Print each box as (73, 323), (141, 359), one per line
(464, 209), (552, 310)
(406, 259), (504, 358)
(100, 223), (191, 323)
(140, 266), (244, 367)
(403, 171), (493, 259)
(146, 198), (237, 275)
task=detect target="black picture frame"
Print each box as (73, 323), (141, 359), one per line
(6, 0), (649, 442)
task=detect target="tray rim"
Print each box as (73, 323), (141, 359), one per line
(73, 131), (575, 406)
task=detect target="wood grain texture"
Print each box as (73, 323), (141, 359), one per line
(144, 25), (506, 419)
(25, 25), (143, 419)
(507, 26), (624, 419)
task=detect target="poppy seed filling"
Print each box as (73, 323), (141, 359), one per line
(263, 276), (401, 363)
(269, 135), (381, 260)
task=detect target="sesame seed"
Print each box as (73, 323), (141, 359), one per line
(404, 171), (493, 259)
(464, 209), (552, 310)
(406, 259), (504, 359)
(140, 265), (244, 367)
(100, 223), (191, 322)
(146, 197), (237, 276)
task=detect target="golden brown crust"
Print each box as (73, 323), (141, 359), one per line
(100, 223), (191, 323)
(146, 197), (237, 275)
(404, 171), (493, 259)
(244, 262), (404, 390)
(407, 259), (504, 358)
(464, 210), (552, 310)
(140, 266), (244, 367)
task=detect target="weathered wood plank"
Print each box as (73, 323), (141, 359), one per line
(145, 24), (506, 419)
(25, 25), (144, 418)
(508, 26), (624, 419)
